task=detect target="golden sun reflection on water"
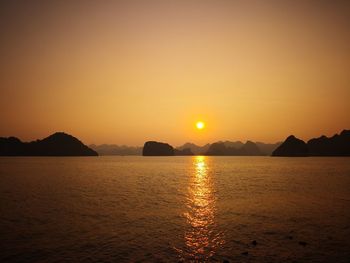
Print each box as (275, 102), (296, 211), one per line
(182, 156), (225, 260)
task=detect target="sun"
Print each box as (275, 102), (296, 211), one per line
(196, 121), (205, 130)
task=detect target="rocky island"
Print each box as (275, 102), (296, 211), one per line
(142, 141), (175, 156)
(0, 132), (98, 156)
(272, 130), (350, 156)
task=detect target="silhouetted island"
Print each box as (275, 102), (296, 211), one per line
(143, 141), (174, 156)
(0, 132), (98, 156)
(272, 130), (350, 156)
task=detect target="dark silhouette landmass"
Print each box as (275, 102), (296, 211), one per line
(90, 144), (142, 155)
(272, 130), (350, 156)
(307, 130), (350, 156)
(205, 141), (263, 156)
(0, 132), (98, 156)
(272, 135), (308, 156)
(2, 130), (347, 157)
(143, 141), (175, 156)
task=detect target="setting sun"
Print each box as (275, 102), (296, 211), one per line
(196, 121), (205, 130)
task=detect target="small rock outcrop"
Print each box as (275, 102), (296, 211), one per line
(272, 135), (308, 156)
(142, 141), (174, 156)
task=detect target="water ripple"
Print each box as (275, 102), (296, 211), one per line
(181, 156), (225, 261)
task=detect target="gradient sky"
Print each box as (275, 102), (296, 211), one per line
(1, 0), (349, 146)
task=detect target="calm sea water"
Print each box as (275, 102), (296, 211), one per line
(1, 156), (350, 262)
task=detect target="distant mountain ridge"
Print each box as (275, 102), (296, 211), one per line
(0, 132), (97, 156)
(206, 141), (263, 156)
(90, 144), (142, 155)
(272, 130), (350, 156)
(177, 141), (280, 156)
(176, 142), (211, 155)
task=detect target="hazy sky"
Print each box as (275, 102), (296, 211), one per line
(1, 0), (349, 146)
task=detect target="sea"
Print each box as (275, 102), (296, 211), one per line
(1, 156), (350, 262)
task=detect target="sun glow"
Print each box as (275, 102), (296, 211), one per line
(196, 121), (205, 130)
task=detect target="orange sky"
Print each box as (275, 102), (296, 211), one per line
(1, 1), (349, 146)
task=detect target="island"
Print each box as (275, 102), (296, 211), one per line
(0, 132), (98, 156)
(142, 141), (175, 156)
(272, 130), (350, 156)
